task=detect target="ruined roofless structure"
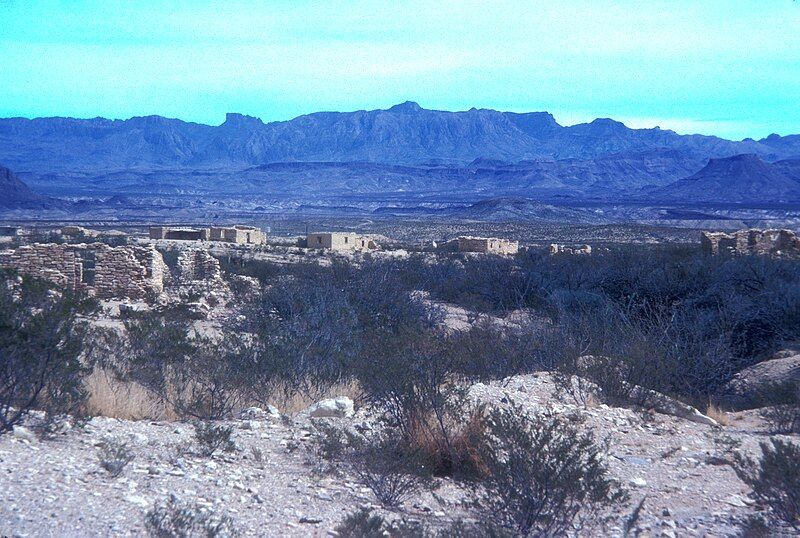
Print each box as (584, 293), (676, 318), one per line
(0, 243), (167, 299)
(701, 229), (800, 257)
(456, 236), (519, 255)
(149, 225), (266, 245)
(306, 232), (379, 251)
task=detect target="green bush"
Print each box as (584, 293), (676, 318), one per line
(0, 273), (96, 433)
(478, 402), (627, 536)
(734, 439), (800, 530)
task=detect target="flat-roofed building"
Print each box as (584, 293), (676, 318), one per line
(306, 232), (378, 251)
(209, 225), (266, 245)
(456, 236), (519, 255)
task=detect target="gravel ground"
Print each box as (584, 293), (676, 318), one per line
(1, 373), (796, 537)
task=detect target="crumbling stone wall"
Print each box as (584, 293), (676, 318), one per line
(0, 243), (166, 299)
(549, 244), (592, 255)
(455, 236), (519, 255)
(151, 225), (266, 245)
(177, 249), (222, 281)
(701, 229), (800, 257)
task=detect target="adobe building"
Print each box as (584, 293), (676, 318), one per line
(701, 229), (800, 257)
(209, 225), (266, 245)
(455, 236), (519, 255)
(306, 232), (378, 252)
(149, 225), (266, 245)
(150, 226), (209, 241)
(0, 243), (167, 299)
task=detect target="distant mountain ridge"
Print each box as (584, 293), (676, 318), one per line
(655, 154), (800, 203)
(2, 102), (799, 173)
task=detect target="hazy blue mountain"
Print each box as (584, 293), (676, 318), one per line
(654, 154), (800, 203)
(2, 103), (799, 173)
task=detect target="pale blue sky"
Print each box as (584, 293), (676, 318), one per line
(1, 0), (799, 139)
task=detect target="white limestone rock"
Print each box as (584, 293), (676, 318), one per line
(305, 397), (354, 418)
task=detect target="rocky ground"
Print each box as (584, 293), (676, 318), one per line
(2, 373), (795, 537)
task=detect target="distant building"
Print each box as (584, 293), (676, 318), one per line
(455, 236), (519, 255)
(306, 232), (378, 251)
(209, 225), (266, 245)
(149, 225), (266, 245)
(701, 229), (800, 257)
(0, 226), (24, 237)
(150, 226), (209, 241)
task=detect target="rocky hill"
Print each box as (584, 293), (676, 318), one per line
(654, 154), (800, 203)
(0, 165), (52, 208)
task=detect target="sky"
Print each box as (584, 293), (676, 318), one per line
(1, 0), (799, 140)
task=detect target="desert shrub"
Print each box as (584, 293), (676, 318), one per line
(98, 439), (135, 477)
(734, 439), (800, 530)
(347, 434), (430, 508)
(247, 274), (360, 397)
(451, 321), (541, 381)
(0, 274), (96, 433)
(120, 311), (253, 419)
(478, 402), (627, 536)
(759, 382), (800, 435)
(354, 329), (485, 477)
(193, 422), (235, 457)
(334, 508), (387, 538)
(145, 494), (238, 538)
(216, 256), (284, 284)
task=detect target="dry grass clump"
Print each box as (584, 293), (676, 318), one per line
(705, 402), (731, 427)
(84, 368), (174, 420)
(406, 407), (490, 478)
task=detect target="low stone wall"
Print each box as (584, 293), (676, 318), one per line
(177, 249), (222, 281)
(549, 244), (592, 255)
(701, 229), (800, 257)
(0, 243), (166, 299)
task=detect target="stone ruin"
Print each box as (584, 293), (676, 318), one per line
(701, 229), (800, 257)
(150, 225), (266, 245)
(0, 226), (24, 237)
(549, 243), (592, 255)
(306, 232), (379, 252)
(435, 236), (519, 255)
(0, 243), (167, 299)
(176, 249), (223, 282)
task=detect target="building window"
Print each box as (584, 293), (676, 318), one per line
(317, 236), (322, 244)
(344, 237), (348, 244)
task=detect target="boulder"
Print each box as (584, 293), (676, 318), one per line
(718, 353), (800, 410)
(239, 406), (280, 420)
(305, 397), (354, 418)
(12, 425), (36, 442)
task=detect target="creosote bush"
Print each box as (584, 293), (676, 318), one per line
(334, 508), (386, 538)
(193, 422), (235, 457)
(759, 382), (800, 435)
(145, 494), (238, 538)
(0, 272), (96, 434)
(98, 439), (135, 478)
(478, 401), (627, 536)
(734, 439), (800, 530)
(347, 433), (430, 508)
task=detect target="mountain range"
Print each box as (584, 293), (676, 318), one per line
(2, 102), (800, 206)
